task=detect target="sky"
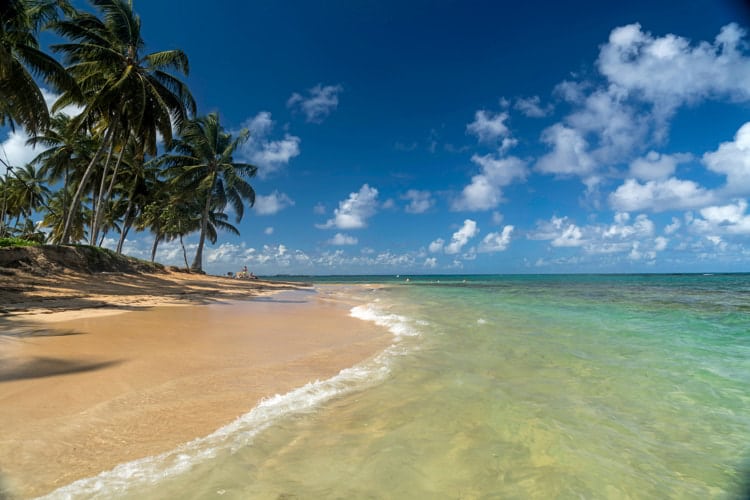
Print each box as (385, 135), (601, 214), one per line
(3, 0), (750, 275)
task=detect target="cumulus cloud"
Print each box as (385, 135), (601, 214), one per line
(453, 155), (526, 211)
(608, 177), (715, 212)
(239, 112), (301, 178)
(514, 96), (551, 117)
(423, 257), (438, 268)
(629, 151), (692, 181)
(318, 184), (379, 229)
(402, 189), (434, 214)
(598, 23), (750, 118)
(428, 238), (445, 253)
(529, 216), (585, 247)
(530, 212), (668, 262)
(329, 233), (358, 245)
(254, 191), (295, 215)
(703, 121), (750, 195)
(536, 24), (750, 187)
(287, 84), (343, 123)
(478, 225), (514, 252)
(535, 124), (595, 177)
(690, 199), (750, 235)
(466, 110), (511, 143)
(445, 219), (479, 254)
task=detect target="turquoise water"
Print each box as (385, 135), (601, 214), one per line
(46, 275), (750, 499)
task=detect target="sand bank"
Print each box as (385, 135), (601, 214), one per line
(0, 274), (391, 498)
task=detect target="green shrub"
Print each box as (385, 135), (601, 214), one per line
(0, 237), (41, 248)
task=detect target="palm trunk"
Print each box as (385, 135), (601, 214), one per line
(116, 198), (134, 253)
(61, 126), (115, 244)
(190, 197), (210, 272)
(90, 133), (119, 245)
(180, 234), (189, 270)
(190, 174), (216, 273)
(150, 233), (162, 263)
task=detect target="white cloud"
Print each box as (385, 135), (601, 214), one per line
(664, 217), (681, 234)
(0, 130), (41, 173)
(428, 238), (445, 253)
(536, 23), (750, 188)
(313, 203), (326, 215)
(445, 219), (479, 254)
(602, 212), (654, 239)
(402, 189), (434, 214)
(453, 155), (526, 211)
(423, 257), (438, 268)
(318, 184), (379, 230)
(691, 199), (750, 235)
(1, 88), (83, 174)
(566, 88), (650, 164)
(598, 23), (750, 118)
(514, 96), (551, 117)
(608, 177), (715, 212)
(535, 124), (595, 177)
(467, 110), (511, 143)
(329, 233), (358, 245)
(629, 151), (692, 181)
(287, 84), (343, 123)
(478, 225), (514, 252)
(529, 212), (670, 263)
(254, 191), (295, 215)
(239, 112), (301, 178)
(264, 227), (274, 235)
(529, 216), (585, 247)
(703, 121), (750, 195)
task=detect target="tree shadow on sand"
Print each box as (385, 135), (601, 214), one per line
(0, 356), (123, 382)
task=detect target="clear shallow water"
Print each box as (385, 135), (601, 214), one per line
(46, 275), (750, 499)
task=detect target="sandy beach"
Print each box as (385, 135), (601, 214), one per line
(0, 268), (391, 498)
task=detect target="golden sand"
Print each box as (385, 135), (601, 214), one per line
(0, 272), (390, 498)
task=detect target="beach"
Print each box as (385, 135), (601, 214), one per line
(0, 268), (392, 498)
(1, 272), (749, 498)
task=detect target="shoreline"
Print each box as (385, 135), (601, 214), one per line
(0, 270), (392, 498)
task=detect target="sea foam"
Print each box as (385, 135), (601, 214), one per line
(39, 299), (420, 500)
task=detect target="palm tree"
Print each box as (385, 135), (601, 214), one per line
(8, 163), (50, 223)
(163, 113), (257, 272)
(43, 185), (88, 243)
(0, 0), (77, 133)
(50, 0), (195, 244)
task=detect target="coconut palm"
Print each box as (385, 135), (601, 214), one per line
(50, 0), (195, 244)
(162, 112), (256, 272)
(42, 185), (88, 243)
(0, 0), (77, 133)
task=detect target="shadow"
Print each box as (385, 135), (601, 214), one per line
(0, 327), (83, 339)
(249, 297), (308, 304)
(0, 356), (123, 382)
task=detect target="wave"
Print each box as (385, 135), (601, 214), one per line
(39, 298), (422, 500)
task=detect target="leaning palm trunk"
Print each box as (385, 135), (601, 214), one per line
(150, 233), (162, 263)
(89, 137), (116, 244)
(61, 126), (114, 244)
(91, 144), (124, 245)
(190, 190), (213, 272)
(115, 196), (134, 254)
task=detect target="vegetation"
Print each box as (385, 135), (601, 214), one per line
(0, 0), (259, 271)
(0, 236), (41, 247)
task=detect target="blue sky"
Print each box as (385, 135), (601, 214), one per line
(4, 0), (750, 275)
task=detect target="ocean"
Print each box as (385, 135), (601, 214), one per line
(44, 274), (750, 499)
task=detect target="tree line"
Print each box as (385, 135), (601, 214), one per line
(0, 0), (258, 272)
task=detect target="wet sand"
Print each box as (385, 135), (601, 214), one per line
(0, 290), (391, 498)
